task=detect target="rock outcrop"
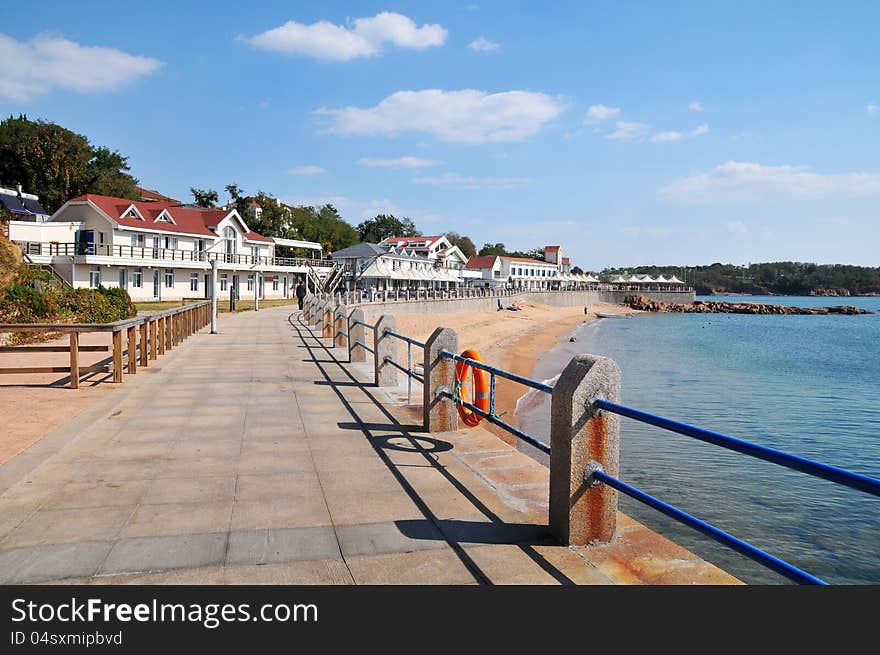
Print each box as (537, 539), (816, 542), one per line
(625, 295), (872, 315)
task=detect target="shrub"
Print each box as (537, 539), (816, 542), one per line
(1, 282), (49, 321)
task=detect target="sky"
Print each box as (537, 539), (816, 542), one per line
(1, 1), (878, 270)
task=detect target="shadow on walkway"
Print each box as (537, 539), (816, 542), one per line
(287, 312), (576, 585)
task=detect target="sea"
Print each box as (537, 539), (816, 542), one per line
(515, 295), (880, 584)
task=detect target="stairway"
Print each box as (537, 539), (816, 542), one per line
(307, 262), (344, 294)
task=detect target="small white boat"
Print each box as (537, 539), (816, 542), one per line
(596, 312), (632, 319)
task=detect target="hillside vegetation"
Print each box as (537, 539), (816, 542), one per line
(601, 262), (880, 296)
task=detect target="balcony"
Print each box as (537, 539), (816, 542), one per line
(14, 241), (335, 269)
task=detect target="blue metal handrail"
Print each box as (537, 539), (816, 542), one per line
(592, 469), (827, 585)
(354, 340), (374, 354)
(593, 399), (880, 498)
(384, 356), (425, 384)
(354, 320), (375, 330)
(383, 329), (426, 349)
(439, 349), (554, 393)
(439, 391), (551, 455)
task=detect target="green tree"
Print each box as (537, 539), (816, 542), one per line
(571, 266), (584, 275)
(444, 232), (476, 258)
(0, 115), (139, 213)
(190, 187), (218, 208)
(225, 183), (250, 217)
(478, 242), (507, 257)
(356, 214), (421, 243)
(87, 147), (138, 199)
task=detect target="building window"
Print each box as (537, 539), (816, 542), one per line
(272, 277), (279, 291)
(164, 236), (178, 249)
(119, 267), (127, 288)
(251, 246), (260, 261)
(223, 227), (236, 259)
(131, 234), (145, 248)
(190, 273), (199, 292)
(89, 266), (101, 288)
(165, 269), (174, 288)
(220, 274), (228, 291)
(132, 268), (143, 288)
(247, 274), (255, 291)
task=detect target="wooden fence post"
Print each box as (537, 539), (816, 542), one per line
(112, 330), (123, 383)
(69, 332), (79, 389)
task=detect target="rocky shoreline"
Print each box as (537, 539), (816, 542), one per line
(625, 295), (872, 315)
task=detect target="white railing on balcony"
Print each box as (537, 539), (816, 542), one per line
(14, 241), (335, 269)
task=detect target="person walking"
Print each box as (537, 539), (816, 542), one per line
(295, 281), (307, 310)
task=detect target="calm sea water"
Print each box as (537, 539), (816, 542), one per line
(516, 295), (880, 584)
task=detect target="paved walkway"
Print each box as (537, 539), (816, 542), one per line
(0, 307), (737, 584)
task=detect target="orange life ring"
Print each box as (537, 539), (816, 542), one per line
(455, 349), (490, 427)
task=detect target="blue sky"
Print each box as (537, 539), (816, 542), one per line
(1, 1), (878, 269)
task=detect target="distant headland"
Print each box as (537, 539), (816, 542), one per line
(601, 262), (880, 297)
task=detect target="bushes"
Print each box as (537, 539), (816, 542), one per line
(2, 282), (49, 321)
(0, 282), (136, 324)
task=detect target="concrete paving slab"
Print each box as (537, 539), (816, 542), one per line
(45, 480), (151, 510)
(1, 506), (133, 549)
(0, 540), (114, 584)
(120, 501), (232, 538)
(100, 533), (228, 575)
(144, 476), (236, 505)
(223, 560), (353, 585)
(230, 496), (333, 530)
(345, 548), (479, 585)
(226, 526), (341, 565)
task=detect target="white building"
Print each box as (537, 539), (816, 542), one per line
(465, 245), (596, 290)
(331, 235), (478, 290)
(9, 193), (334, 301)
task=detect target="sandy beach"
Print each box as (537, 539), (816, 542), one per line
(393, 299), (635, 446)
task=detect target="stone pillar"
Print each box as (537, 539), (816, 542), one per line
(334, 305), (348, 348)
(348, 308), (366, 362)
(549, 354), (621, 546)
(423, 327), (459, 432)
(372, 314), (398, 387)
(322, 302), (335, 339)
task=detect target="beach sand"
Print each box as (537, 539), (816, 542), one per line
(393, 300), (634, 446)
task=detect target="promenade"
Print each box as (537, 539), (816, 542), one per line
(0, 306), (736, 584)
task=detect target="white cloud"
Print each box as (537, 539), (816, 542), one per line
(468, 37), (499, 52)
(651, 123), (709, 143)
(584, 104), (620, 124)
(868, 104), (878, 115)
(0, 33), (161, 102)
(661, 161), (880, 203)
(244, 12), (446, 61)
(317, 89), (565, 143)
(288, 165), (325, 175)
(689, 102), (704, 112)
(606, 121), (651, 142)
(357, 156), (439, 169)
(411, 172), (530, 190)
(724, 221), (749, 234)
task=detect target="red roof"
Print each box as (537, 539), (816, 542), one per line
(68, 194), (271, 242)
(544, 245), (560, 252)
(134, 186), (180, 204)
(562, 257), (571, 264)
(381, 235), (443, 248)
(465, 255), (499, 270)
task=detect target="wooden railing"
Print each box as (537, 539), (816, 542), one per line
(13, 241), (334, 269)
(0, 301), (212, 389)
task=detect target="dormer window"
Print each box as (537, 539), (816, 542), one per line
(154, 209), (176, 224)
(124, 206), (144, 220)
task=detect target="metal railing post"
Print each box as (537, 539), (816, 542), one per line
(373, 314), (398, 387)
(349, 309), (366, 362)
(550, 354), (621, 546)
(423, 327), (459, 432)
